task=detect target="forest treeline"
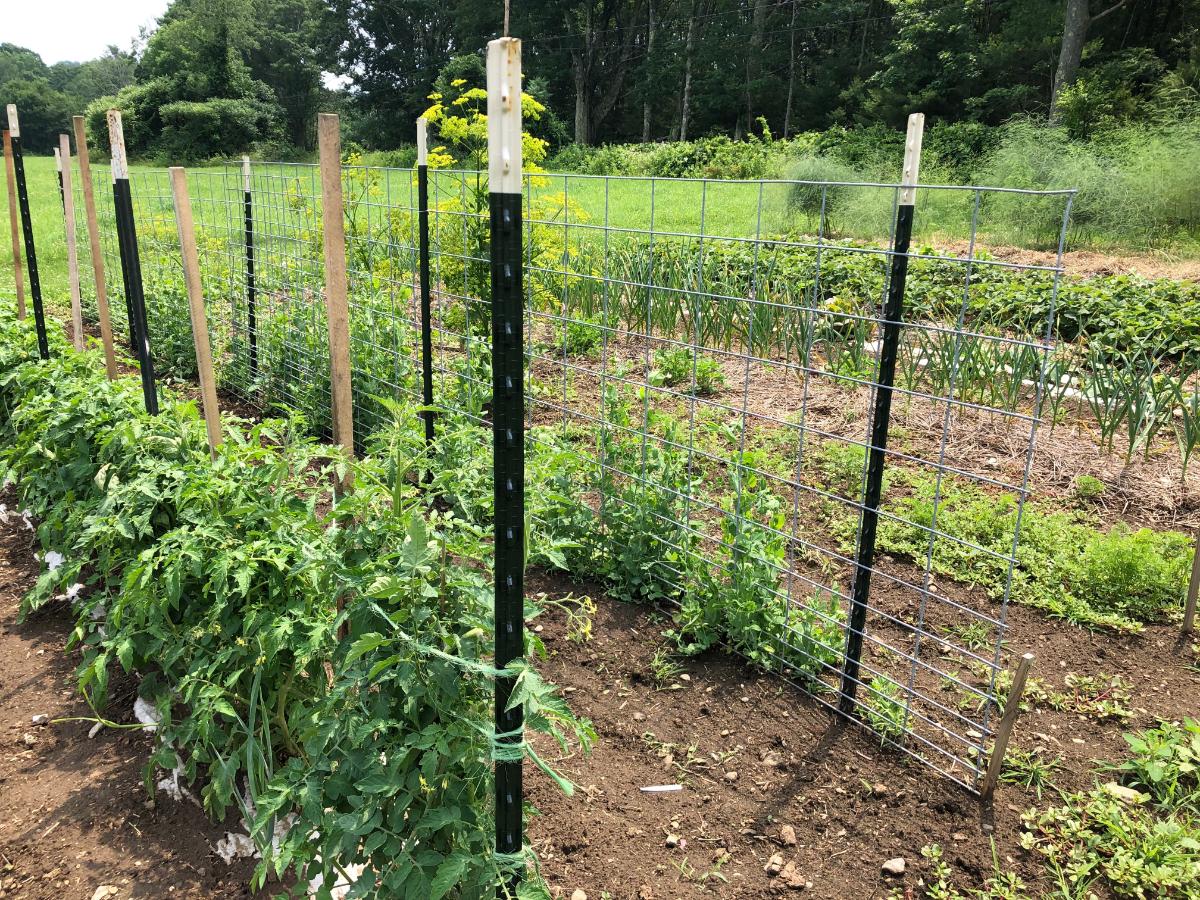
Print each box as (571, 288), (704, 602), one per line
(1, 0), (1198, 159)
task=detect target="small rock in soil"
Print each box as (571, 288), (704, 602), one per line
(871, 782), (888, 796)
(881, 857), (906, 876)
(724, 770), (738, 782)
(665, 833), (680, 848)
(20, 732), (35, 746)
(570, 890), (587, 900)
(764, 853), (784, 876)
(779, 824), (797, 846)
(31, 714), (48, 726)
(632, 712), (645, 721)
(780, 861), (806, 889)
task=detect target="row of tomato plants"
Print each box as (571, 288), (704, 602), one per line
(0, 304), (588, 899)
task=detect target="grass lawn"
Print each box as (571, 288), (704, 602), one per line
(0, 153), (1082, 320)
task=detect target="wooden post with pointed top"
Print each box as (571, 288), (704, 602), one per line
(981, 653), (1034, 804)
(318, 112), (354, 493)
(170, 167), (222, 458)
(73, 116), (117, 379)
(2, 129), (25, 320)
(58, 134), (84, 350)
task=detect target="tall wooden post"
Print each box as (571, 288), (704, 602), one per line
(318, 112), (354, 493)
(73, 116), (117, 378)
(981, 653), (1035, 804)
(2, 130), (25, 320)
(170, 167), (222, 458)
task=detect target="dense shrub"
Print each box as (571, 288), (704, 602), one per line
(0, 306), (588, 896)
(1068, 524), (1191, 622)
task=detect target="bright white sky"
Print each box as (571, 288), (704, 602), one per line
(6, 0), (169, 64)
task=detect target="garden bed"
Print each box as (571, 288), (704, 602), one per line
(523, 566), (1200, 898)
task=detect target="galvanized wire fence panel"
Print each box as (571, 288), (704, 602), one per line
(69, 162), (1074, 790)
(518, 173), (1074, 789)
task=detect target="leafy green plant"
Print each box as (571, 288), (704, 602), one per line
(649, 346), (725, 396)
(1020, 786), (1200, 899)
(1001, 747), (1063, 799)
(1073, 474), (1106, 502)
(1105, 718), (1200, 811)
(1068, 524), (1191, 622)
(863, 675), (906, 742)
(0, 302), (592, 898)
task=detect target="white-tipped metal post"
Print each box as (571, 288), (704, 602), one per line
(107, 109), (157, 413)
(6, 105), (48, 357)
(58, 134), (83, 350)
(416, 117), (435, 444)
(840, 112), (924, 715)
(488, 35), (525, 895)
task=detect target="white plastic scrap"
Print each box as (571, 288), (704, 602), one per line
(215, 831), (258, 864)
(307, 862), (368, 900)
(155, 761), (201, 806)
(43, 549), (64, 570)
(133, 696), (162, 733)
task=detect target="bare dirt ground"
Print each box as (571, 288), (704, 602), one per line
(525, 570), (1200, 900)
(940, 240), (1200, 281)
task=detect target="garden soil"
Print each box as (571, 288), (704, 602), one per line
(0, 484), (1196, 899)
(524, 569), (1200, 899)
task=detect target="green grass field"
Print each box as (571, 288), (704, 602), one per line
(2, 155), (70, 305)
(3, 153), (1081, 323)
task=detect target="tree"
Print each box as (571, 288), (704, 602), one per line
(319, 0), (458, 148)
(0, 77), (70, 152)
(244, 0), (326, 149)
(1051, 0), (1133, 118)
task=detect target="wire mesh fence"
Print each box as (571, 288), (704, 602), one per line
(68, 159), (1075, 791)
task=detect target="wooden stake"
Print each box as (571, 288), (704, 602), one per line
(899, 112), (925, 207)
(73, 116), (117, 379)
(58, 134), (84, 350)
(981, 652), (1034, 804)
(1183, 529), (1199, 636)
(169, 167), (222, 458)
(318, 112), (354, 491)
(2, 129), (25, 320)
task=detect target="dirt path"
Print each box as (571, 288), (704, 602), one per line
(0, 489), (258, 899)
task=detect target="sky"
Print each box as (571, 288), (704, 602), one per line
(6, 0), (169, 64)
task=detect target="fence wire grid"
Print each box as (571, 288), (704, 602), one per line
(68, 161), (1076, 790)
